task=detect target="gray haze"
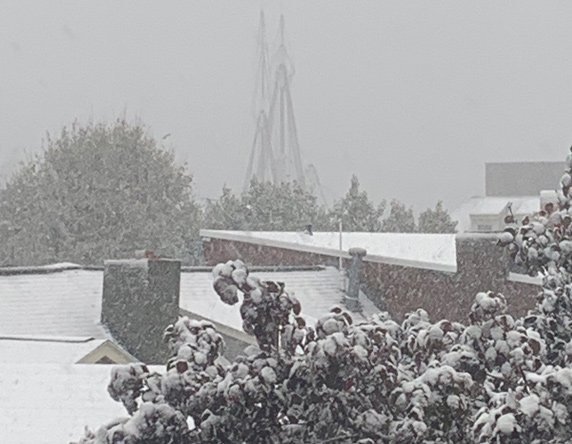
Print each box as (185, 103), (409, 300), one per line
(1, 1), (571, 211)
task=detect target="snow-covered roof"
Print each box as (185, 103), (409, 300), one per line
(467, 197), (511, 215)
(179, 266), (379, 333)
(0, 364), (128, 444)
(507, 272), (543, 286)
(451, 196), (540, 232)
(0, 268), (107, 338)
(200, 230), (457, 272)
(0, 265), (379, 442)
(0, 265), (378, 349)
(467, 196), (539, 216)
(0, 336), (108, 364)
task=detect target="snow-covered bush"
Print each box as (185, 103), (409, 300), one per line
(78, 150), (572, 443)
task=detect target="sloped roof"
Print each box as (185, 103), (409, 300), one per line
(0, 336), (137, 365)
(0, 268), (107, 338)
(179, 266), (379, 333)
(0, 336), (106, 364)
(200, 230), (457, 272)
(0, 364), (129, 444)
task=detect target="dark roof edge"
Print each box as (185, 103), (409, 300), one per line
(0, 263), (83, 276)
(0, 263), (327, 276)
(0, 335), (95, 344)
(181, 264), (326, 273)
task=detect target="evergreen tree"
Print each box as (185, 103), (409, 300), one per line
(202, 180), (328, 232)
(417, 201), (458, 233)
(243, 179), (329, 231)
(381, 199), (416, 232)
(329, 175), (385, 231)
(0, 119), (200, 265)
(202, 186), (248, 231)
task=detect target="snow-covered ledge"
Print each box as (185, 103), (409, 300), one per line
(507, 272), (542, 286)
(200, 229), (458, 273)
(0, 262), (82, 275)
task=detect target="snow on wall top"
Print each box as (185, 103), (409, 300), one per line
(0, 364), (128, 444)
(0, 262), (82, 275)
(200, 230), (457, 272)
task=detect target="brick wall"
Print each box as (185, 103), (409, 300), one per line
(202, 236), (539, 322)
(203, 238), (341, 268)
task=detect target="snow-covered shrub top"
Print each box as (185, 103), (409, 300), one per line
(211, 259), (302, 352)
(78, 151), (572, 443)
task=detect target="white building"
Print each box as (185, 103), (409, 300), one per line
(452, 196), (540, 232)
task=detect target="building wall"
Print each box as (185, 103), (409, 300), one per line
(375, 237), (540, 321)
(486, 162), (563, 197)
(203, 238), (342, 268)
(470, 214), (503, 232)
(202, 237), (539, 322)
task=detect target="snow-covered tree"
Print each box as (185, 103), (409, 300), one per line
(77, 149), (572, 443)
(78, 260), (572, 443)
(202, 180), (328, 232)
(202, 186), (249, 231)
(381, 199), (416, 233)
(0, 119), (200, 266)
(417, 201), (458, 233)
(329, 174), (385, 232)
(243, 179), (328, 231)
(499, 146), (572, 368)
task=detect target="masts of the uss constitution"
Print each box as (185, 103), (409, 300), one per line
(244, 13), (307, 189)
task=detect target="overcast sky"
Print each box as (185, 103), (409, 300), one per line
(1, 1), (571, 211)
